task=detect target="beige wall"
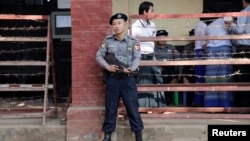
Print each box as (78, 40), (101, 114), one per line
(112, 0), (203, 45)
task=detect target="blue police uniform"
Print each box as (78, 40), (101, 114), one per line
(96, 34), (143, 132)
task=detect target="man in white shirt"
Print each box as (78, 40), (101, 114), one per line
(131, 1), (156, 54)
(131, 1), (166, 107)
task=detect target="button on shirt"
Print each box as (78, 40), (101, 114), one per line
(95, 35), (141, 71)
(131, 19), (156, 54)
(229, 5), (250, 46)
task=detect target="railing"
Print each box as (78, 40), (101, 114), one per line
(124, 12), (250, 119)
(0, 14), (56, 126)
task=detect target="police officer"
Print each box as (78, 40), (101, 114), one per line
(96, 13), (144, 141)
(154, 29), (178, 105)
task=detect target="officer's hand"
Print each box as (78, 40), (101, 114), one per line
(107, 65), (119, 72)
(124, 68), (132, 74)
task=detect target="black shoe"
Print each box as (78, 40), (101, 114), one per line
(135, 131), (142, 141)
(103, 132), (112, 141)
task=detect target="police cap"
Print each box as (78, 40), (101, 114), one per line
(156, 30), (168, 36)
(109, 13), (128, 25)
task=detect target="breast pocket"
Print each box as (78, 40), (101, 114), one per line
(107, 46), (117, 53)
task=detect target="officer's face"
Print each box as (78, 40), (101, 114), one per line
(157, 35), (167, 46)
(111, 19), (127, 34)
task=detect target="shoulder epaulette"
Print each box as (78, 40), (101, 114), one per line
(127, 35), (138, 41)
(105, 35), (114, 40)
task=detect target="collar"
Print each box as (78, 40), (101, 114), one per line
(139, 19), (150, 28)
(113, 34), (129, 42)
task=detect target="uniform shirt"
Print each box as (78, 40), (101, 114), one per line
(96, 34), (141, 71)
(206, 18), (232, 47)
(131, 19), (156, 54)
(194, 21), (207, 50)
(229, 5), (250, 46)
(154, 44), (175, 60)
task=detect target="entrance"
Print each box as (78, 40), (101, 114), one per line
(0, 0), (71, 103)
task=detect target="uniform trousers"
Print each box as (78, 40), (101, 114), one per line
(102, 76), (144, 132)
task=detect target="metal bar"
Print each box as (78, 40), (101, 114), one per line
(141, 113), (250, 119)
(137, 83), (250, 92)
(0, 84), (53, 91)
(0, 37), (47, 42)
(137, 35), (250, 41)
(130, 12), (250, 19)
(123, 12), (250, 119)
(139, 59), (250, 66)
(48, 17), (58, 117)
(0, 14), (49, 20)
(42, 16), (51, 126)
(139, 107), (250, 113)
(0, 61), (48, 66)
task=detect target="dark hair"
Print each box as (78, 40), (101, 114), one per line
(189, 29), (195, 36)
(139, 1), (154, 14)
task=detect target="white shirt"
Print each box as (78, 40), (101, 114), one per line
(206, 18), (232, 47)
(131, 19), (156, 54)
(194, 21), (207, 50)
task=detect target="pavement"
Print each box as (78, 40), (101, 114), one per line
(1, 98), (249, 141)
(0, 113), (250, 141)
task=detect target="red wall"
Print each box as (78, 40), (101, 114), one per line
(67, 0), (112, 140)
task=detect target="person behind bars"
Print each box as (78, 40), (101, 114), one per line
(225, 0), (250, 108)
(154, 29), (178, 105)
(131, 1), (166, 108)
(204, 7), (234, 107)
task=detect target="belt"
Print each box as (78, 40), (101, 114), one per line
(110, 72), (132, 79)
(141, 53), (154, 60)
